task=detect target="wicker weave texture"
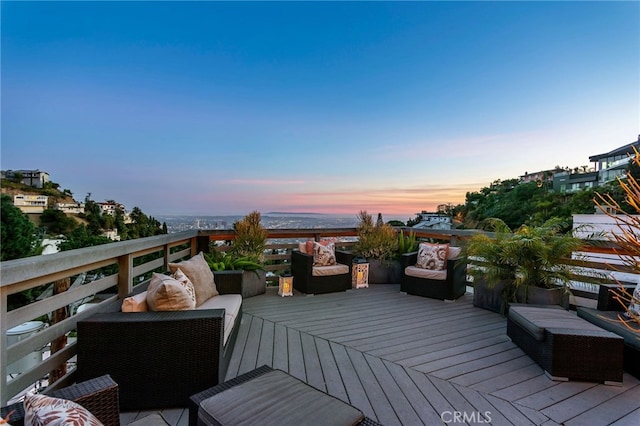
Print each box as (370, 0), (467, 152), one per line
(0, 375), (120, 426)
(78, 309), (226, 411)
(291, 250), (353, 295)
(400, 253), (467, 300)
(507, 314), (624, 383)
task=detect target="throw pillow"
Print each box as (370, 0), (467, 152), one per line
(146, 272), (196, 311)
(625, 281), (640, 320)
(169, 252), (218, 306)
(24, 394), (103, 426)
(313, 241), (336, 266)
(415, 243), (449, 270)
(172, 268), (197, 307)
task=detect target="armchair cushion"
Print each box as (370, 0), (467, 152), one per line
(405, 266), (447, 280)
(312, 263), (350, 277)
(416, 243), (449, 270)
(24, 394), (102, 426)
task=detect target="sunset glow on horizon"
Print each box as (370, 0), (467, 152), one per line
(2, 1), (638, 219)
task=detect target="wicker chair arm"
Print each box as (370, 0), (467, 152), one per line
(77, 309), (226, 410)
(401, 251), (418, 269)
(1, 375), (120, 426)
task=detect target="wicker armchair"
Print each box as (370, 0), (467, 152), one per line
(400, 250), (467, 300)
(0, 375), (120, 426)
(291, 250), (354, 294)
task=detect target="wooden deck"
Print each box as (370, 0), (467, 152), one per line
(122, 284), (640, 425)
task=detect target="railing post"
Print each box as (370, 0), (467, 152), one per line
(118, 253), (133, 299)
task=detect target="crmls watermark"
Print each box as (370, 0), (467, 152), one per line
(441, 411), (492, 424)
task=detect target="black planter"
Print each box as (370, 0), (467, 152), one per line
(473, 279), (567, 315)
(241, 269), (266, 298)
(367, 259), (400, 284)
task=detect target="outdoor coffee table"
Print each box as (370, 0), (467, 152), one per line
(189, 365), (380, 426)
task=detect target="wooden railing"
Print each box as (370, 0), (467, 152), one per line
(0, 226), (632, 405)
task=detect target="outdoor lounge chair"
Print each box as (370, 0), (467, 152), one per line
(291, 249), (353, 294)
(400, 246), (466, 300)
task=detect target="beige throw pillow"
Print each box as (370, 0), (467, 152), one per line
(313, 241), (336, 266)
(416, 243), (449, 270)
(146, 272), (197, 311)
(169, 252), (218, 306)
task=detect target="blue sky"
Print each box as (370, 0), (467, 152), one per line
(2, 1), (638, 220)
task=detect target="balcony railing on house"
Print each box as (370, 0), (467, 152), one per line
(0, 227), (632, 405)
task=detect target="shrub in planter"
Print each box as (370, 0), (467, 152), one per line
(466, 217), (583, 314)
(354, 211), (398, 283)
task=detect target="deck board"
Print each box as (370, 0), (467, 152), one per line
(122, 284), (639, 425)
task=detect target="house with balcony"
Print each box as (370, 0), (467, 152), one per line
(54, 202), (85, 214)
(590, 136), (640, 185)
(553, 136), (640, 193)
(12, 194), (48, 213)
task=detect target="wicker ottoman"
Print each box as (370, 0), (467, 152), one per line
(507, 304), (624, 384)
(189, 365), (380, 426)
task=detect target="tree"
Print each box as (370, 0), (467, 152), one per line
(40, 208), (78, 235)
(1, 195), (40, 260)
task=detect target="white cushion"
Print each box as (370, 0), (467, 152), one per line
(198, 294), (243, 344)
(312, 263), (349, 277)
(405, 266), (447, 280)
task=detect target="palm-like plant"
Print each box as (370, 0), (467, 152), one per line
(466, 217), (584, 305)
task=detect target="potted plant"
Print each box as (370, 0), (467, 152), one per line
(354, 211), (399, 283)
(466, 217), (584, 314)
(205, 211), (268, 298)
(390, 229), (419, 283)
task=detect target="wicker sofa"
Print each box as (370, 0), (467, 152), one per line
(577, 284), (640, 378)
(76, 271), (242, 411)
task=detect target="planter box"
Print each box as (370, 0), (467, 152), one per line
(241, 269), (266, 298)
(367, 259), (401, 284)
(473, 279), (567, 314)
(213, 269), (266, 298)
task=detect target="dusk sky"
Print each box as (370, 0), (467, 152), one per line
(2, 1), (638, 220)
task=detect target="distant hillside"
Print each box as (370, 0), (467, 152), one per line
(1, 179), (75, 207)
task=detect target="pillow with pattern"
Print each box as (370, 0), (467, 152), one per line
(172, 267), (197, 307)
(313, 241), (336, 266)
(415, 243), (449, 270)
(24, 393), (103, 426)
(146, 272), (197, 311)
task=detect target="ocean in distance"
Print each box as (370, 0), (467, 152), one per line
(157, 212), (414, 234)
